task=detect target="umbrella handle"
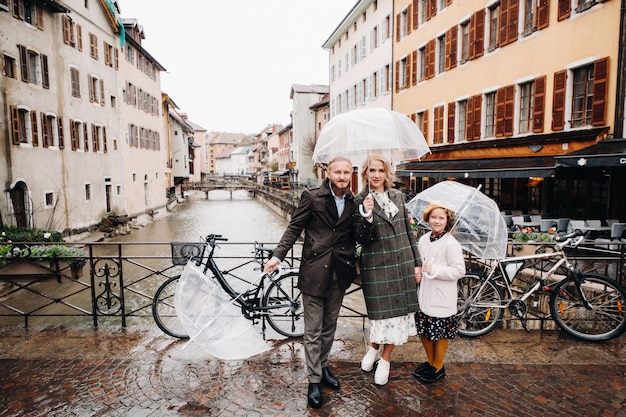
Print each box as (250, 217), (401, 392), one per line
(359, 204), (372, 218)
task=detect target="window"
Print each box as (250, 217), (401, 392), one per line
(399, 56), (408, 89)
(519, 81), (535, 133)
(70, 67), (80, 98)
(571, 64), (594, 128)
(92, 124), (103, 152)
(399, 8), (409, 39)
(41, 113), (58, 147)
(84, 183), (92, 201)
(89, 33), (98, 60)
(125, 45), (134, 64)
(63, 16), (81, 49)
(104, 42), (115, 68)
(458, 99), (468, 142)
(485, 92), (497, 137)
(12, 0), (42, 29)
(70, 119), (84, 150)
(416, 110), (428, 143)
(45, 192), (54, 208)
(488, 4), (500, 51)
(18, 45), (48, 87)
(3, 55), (16, 78)
(523, 0), (536, 35)
(10, 106), (37, 145)
(419, 46), (426, 80)
(460, 21), (470, 63)
(437, 35), (445, 74)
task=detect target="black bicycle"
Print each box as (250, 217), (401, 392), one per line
(152, 234), (304, 339)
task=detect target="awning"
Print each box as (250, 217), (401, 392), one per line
(398, 157), (556, 179)
(555, 138), (626, 168)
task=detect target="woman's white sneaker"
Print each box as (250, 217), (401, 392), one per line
(374, 359), (390, 385)
(360, 346), (379, 372)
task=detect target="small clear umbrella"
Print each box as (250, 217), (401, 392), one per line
(175, 261), (272, 360)
(406, 181), (508, 260)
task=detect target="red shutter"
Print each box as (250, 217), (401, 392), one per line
(537, 0), (550, 29)
(427, 39), (436, 79)
(507, 0), (519, 45)
(448, 26), (457, 70)
(407, 4), (413, 36)
(11, 106), (21, 144)
(557, 0), (570, 21)
(533, 76), (546, 133)
(412, 0), (419, 30)
(395, 61), (400, 93)
(396, 14), (401, 42)
(591, 57), (609, 126)
(423, 109), (429, 143)
(551, 70), (566, 131)
(499, 0), (509, 46)
(31, 110), (39, 146)
(447, 102), (456, 143)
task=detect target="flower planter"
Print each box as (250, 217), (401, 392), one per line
(0, 260), (83, 281)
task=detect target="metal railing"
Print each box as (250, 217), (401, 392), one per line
(0, 240), (623, 331)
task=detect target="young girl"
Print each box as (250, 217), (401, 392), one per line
(414, 202), (465, 383)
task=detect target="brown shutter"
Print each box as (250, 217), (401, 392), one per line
(411, 50), (417, 86)
(77, 25), (83, 51)
(427, 39), (436, 79)
(428, 0), (437, 20)
(11, 106), (21, 144)
(504, 85), (514, 136)
(507, 0), (519, 45)
(396, 14), (401, 42)
(100, 79), (105, 105)
(18, 45), (28, 82)
(449, 26), (457, 69)
(63, 16), (71, 44)
(36, 6), (43, 30)
(423, 109), (429, 143)
(92, 124), (97, 151)
(434, 106), (443, 144)
(114, 48), (119, 70)
(533, 76), (546, 133)
(83, 123), (89, 151)
(495, 87), (506, 137)
(447, 102), (456, 143)
(42, 55), (49, 88)
(31, 110), (39, 146)
(471, 94), (482, 141)
(537, 0), (550, 29)
(70, 119), (77, 150)
(551, 70), (566, 131)
(445, 28), (452, 70)
(58, 117), (64, 149)
(103, 127), (107, 153)
(395, 61), (400, 92)
(41, 113), (49, 147)
(473, 10), (485, 59)
(557, 0), (570, 21)
(407, 4), (413, 35)
(499, 0), (509, 46)
(591, 57), (609, 126)
(412, 0), (419, 30)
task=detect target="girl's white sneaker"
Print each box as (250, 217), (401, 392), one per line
(360, 346), (379, 372)
(374, 359), (390, 385)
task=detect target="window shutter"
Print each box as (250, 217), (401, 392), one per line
(473, 10), (485, 59)
(447, 102), (456, 143)
(92, 124), (97, 151)
(18, 45), (28, 82)
(396, 14), (401, 42)
(70, 119), (77, 150)
(434, 106), (444, 144)
(31, 110), (39, 146)
(407, 4), (413, 36)
(557, 0), (570, 21)
(114, 48), (119, 70)
(41, 113), (49, 147)
(77, 25), (83, 51)
(412, 0), (419, 30)
(448, 26), (457, 70)
(537, 0), (549, 29)
(495, 87), (506, 137)
(551, 70), (566, 131)
(42, 55), (49, 88)
(411, 50), (417, 86)
(36, 6), (43, 30)
(428, 0), (437, 21)
(503, 85), (514, 136)
(423, 109), (429, 143)
(11, 106), (21, 144)
(471, 94), (482, 141)
(63, 16), (71, 44)
(103, 127), (107, 153)
(508, 0), (519, 43)
(427, 39), (435, 79)
(591, 57), (609, 126)
(100, 79), (105, 105)
(58, 118), (64, 149)
(499, 0), (509, 46)
(395, 61), (400, 93)
(533, 76), (546, 133)
(83, 123), (89, 151)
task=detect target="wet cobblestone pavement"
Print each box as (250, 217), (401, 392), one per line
(0, 325), (625, 416)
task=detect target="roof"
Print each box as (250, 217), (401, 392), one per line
(290, 84), (329, 98)
(208, 132), (247, 145)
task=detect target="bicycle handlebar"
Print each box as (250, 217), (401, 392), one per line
(554, 229), (585, 250)
(204, 234), (228, 245)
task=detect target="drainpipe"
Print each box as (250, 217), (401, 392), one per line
(613, 0), (626, 138)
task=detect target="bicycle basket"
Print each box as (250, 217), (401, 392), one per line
(171, 242), (205, 266)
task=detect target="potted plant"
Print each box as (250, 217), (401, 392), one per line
(0, 242), (87, 280)
(511, 227), (556, 255)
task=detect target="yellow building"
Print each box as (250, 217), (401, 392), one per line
(392, 0), (625, 220)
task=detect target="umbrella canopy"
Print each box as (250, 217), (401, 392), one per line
(312, 108), (430, 165)
(406, 181), (508, 260)
(175, 261), (272, 360)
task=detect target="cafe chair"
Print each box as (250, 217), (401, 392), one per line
(585, 219), (602, 228)
(568, 220), (586, 233)
(594, 223), (625, 251)
(540, 219), (554, 233)
(557, 218), (570, 233)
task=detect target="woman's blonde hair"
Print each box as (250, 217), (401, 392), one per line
(359, 153), (397, 191)
(422, 202), (456, 233)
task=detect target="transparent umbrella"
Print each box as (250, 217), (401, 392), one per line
(312, 108), (430, 165)
(175, 261), (272, 360)
(406, 181), (508, 260)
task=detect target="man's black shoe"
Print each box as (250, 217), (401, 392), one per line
(321, 367), (340, 390)
(307, 383), (322, 408)
(412, 361), (431, 379)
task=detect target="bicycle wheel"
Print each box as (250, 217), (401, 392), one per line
(550, 273), (626, 341)
(152, 275), (189, 339)
(456, 273), (503, 337)
(263, 272), (304, 338)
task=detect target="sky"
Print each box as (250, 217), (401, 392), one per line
(118, 0), (357, 135)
